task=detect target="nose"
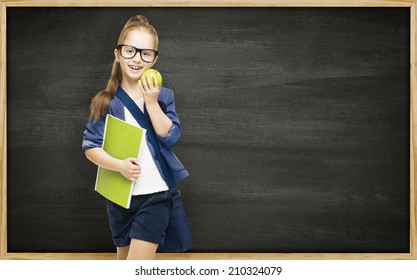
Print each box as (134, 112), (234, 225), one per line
(132, 51), (143, 63)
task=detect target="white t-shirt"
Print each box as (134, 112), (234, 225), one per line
(124, 98), (169, 195)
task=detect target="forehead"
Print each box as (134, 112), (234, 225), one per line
(123, 29), (156, 50)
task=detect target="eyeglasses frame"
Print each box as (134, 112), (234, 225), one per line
(117, 44), (158, 63)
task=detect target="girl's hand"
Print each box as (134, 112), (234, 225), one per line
(139, 73), (160, 105)
(117, 157), (141, 181)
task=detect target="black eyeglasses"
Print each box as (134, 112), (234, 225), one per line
(117, 44), (158, 63)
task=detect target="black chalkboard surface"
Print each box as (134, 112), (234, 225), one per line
(7, 7), (410, 253)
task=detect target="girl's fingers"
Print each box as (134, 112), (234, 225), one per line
(149, 73), (160, 88)
(130, 165), (141, 173)
(145, 74), (160, 89)
(129, 168), (140, 175)
(133, 166), (141, 172)
(139, 73), (160, 104)
(120, 158), (141, 181)
(147, 75), (154, 88)
(153, 74), (159, 87)
(138, 77), (147, 91)
(141, 74), (152, 89)
(129, 157), (140, 165)
(139, 75), (151, 90)
(128, 171), (140, 181)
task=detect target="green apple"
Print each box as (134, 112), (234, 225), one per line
(140, 69), (162, 87)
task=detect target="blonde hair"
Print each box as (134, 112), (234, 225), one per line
(89, 15), (159, 122)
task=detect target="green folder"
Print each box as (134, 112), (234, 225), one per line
(95, 114), (145, 208)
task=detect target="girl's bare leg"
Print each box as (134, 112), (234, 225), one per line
(127, 238), (158, 260)
(117, 245), (130, 260)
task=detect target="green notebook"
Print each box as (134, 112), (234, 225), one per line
(95, 114), (145, 208)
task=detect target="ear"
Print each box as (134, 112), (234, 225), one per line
(114, 49), (120, 63)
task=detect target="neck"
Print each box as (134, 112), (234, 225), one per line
(120, 79), (142, 101)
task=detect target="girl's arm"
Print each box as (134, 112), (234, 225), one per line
(145, 101), (172, 136)
(85, 147), (141, 181)
(140, 74), (172, 137)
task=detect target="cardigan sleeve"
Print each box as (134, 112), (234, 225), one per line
(81, 115), (106, 151)
(156, 89), (181, 149)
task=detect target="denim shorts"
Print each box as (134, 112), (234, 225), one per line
(106, 191), (172, 248)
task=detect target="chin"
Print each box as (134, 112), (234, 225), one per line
(127, 71), (142, 81)
(121, 67), (143, 80)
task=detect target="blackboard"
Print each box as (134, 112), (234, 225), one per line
(4, 7), (413, 255)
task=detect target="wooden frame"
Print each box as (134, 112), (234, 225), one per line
(0, 0), (416, 260)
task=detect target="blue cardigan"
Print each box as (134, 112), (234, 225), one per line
(82, 87), (189, 183)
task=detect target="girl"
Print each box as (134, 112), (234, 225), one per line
(82, 15), (190, 260)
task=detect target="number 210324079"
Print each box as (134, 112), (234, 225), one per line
(228, 266), (283, 276)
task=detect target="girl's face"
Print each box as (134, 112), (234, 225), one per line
(114, 29), (158, 84)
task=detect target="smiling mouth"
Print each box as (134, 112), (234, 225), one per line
(129, 65), (142, 71)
